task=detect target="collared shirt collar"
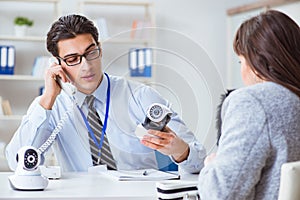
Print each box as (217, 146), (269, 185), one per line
(74, 74), (108, 107)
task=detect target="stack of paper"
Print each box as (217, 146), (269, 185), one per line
(100, 169), (180, 181)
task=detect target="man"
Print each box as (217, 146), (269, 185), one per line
(6, 14), (205, 173)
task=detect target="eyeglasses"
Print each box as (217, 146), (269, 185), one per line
(57, 48), (101, 66)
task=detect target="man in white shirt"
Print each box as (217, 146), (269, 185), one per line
(6, 14), (205, 173)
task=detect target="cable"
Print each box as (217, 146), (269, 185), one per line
(37, 109), (72, 155)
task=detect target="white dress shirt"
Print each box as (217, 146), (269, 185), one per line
(6, 74), (205, 173)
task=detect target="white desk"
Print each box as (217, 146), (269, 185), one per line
(0, 172), (198, 200)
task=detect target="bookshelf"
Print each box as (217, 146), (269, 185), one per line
(0, 0), (61, 147)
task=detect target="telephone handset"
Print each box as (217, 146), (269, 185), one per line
(48, 57), (77, 97)
(56, 76), (77, 97)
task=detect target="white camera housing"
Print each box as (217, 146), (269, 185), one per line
(16, 146), (40, 172)
(8, 146), (48, 191)
(135, 103), (172, 139)
(147, 103), (172, 123)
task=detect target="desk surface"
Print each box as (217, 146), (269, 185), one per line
(0, 172), (198, 200)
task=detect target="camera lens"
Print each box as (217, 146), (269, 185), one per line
(150, 105), (163, 120)
(27, 155), (36, 163)
(24, 149), (38, 169)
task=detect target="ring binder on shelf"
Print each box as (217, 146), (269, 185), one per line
(129, 48), (152, 77)
(0, 45), (15, 75)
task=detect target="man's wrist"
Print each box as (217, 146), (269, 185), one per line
(172, 146), (190, 163)
(40, 93), (56, 110)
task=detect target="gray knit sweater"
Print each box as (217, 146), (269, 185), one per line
(198, 82), (300, 200)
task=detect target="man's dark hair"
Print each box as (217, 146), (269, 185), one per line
(46, 14), (99, 57)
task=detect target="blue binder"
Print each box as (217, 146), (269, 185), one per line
(129, 48), (152, 77)
(0, 45), (15, 75)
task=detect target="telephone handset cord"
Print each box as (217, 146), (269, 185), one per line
(37, 109), (72, 155)
(37, 73), (110, 155)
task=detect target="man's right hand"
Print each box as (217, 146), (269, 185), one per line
(39, 62), (68, 110)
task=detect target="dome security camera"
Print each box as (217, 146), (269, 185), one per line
(16, 146), (40, 171)
(8, 146), (48, 191)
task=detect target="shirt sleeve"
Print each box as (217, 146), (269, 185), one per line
(198, 90), (271, 199)
(5, 97), (51, 171)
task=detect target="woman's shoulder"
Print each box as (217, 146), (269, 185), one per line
(227, 82), (300, 111)
(233, 82), (297, 98)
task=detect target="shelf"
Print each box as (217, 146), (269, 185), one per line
(101, 38), (151, 45)
(0, 35), (152, 45)
(79, 0), (153, 7)
(0, 0), (59, 2)
(0, 115), (22, 121)
(0, 75), (43, 81)
(128, 76), (152, 83)
(0, 35), (46, 42)
(227, 0), (300, 15)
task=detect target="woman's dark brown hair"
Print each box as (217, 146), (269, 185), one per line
(233, 10), (300, 97)
(46, 14), (99, 57)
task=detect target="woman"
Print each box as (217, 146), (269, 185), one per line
(198, 10), (300, 200)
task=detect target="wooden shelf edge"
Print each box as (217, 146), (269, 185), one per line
(227, 0), (300, 16)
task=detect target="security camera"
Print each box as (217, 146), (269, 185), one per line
(142, 103), (172, 131)
(16, 146), (40, 171)
(135, 103), (172, 139)
(8, 146), (48, 191)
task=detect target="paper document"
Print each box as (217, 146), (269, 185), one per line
(100, 169), (180, 181)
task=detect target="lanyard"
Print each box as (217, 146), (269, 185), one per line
(76, 73), (110, 156)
